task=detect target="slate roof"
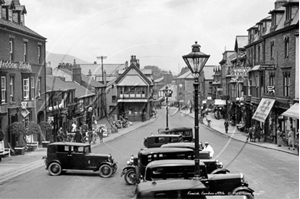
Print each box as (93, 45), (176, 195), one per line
(79, 63), (126, 77)
(0, 10), (45, 39)
(46, 75), (95, 99)
(57, 68), (104, 88)
(154, 76), (164, 83)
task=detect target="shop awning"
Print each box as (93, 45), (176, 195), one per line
(281, 103), (299, 119)
(117, 99), (148, 103)
(252, 98), (275, 122)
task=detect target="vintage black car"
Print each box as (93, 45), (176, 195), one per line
(142, 159), (254, 198)
(135, 179), (251, 199)
(121, 147), (194, 185)
(158, 127), (193, 142)
(161, 142), (211, 159)
(143, 134), (183, 148)
(44, 142), (117, 177)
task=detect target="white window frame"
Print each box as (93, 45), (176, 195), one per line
(23, 42), (28, 62)
(10, 76), (14, 102)
(38, 45), (41, 64)
(31, 77), (35, 100)
(23, 78), (29, 100)
(9, 39), (13, 61)
(1, 76), (6, 103)
(37, 77), (41, 98)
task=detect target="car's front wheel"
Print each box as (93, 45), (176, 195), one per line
(124, 169), (136, 185)
(48, 162), (62, 176)
(99, 164), (113, 178)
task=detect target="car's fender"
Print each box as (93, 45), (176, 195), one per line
(46, 160), (61, 169)
(232, 186), (254, 195)
(211, 168), (230, 174)
(121, 166), (136, 177)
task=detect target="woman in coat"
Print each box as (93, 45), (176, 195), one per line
(277, 128), (283, 147)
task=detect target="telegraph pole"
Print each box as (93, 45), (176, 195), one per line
(97, 56), (107, 117)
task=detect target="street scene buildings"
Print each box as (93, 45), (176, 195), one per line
(0, 0), (298, 198)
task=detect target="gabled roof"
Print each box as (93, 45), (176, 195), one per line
(235, 35), (248, 51)
(15, 5), (27, 14)
(115, 63), (152, 86)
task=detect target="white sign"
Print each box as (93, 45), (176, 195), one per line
(252, 98), (275, 122)
(21, 101), (27, 109)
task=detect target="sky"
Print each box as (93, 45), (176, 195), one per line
(23, 0), (276, 75)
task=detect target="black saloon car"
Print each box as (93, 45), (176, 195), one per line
(44, 142), (117, 177)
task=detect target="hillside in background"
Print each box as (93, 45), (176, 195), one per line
(46, 52), (91, 68)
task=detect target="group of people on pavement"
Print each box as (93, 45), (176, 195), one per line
(57, 122), (105, 144)
(277, 126), (296, 150)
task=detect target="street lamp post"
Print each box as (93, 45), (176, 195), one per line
(182, 41), (210, 179)
(163, 86), (173, 130)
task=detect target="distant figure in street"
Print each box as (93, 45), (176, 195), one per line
(97, 127), (104, 143)
(288, 127), (295, 150)
(202, 142), (214, 158)
(255, 124), (261, 142)
(71, 122), (77, 132)
(224, 120), (229, 134)
(277, 128), (283, 147)
(74, 130), (82, 143)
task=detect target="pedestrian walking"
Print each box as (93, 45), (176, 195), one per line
(255, 124), (261, 142)
(74, 130), (82, 143)
(224, 120), (229, 134)
(97, 126), (104, 143)
(277, 127), (283, 147)
(288, 127), (296, 150)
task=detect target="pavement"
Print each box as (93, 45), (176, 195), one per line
(180, 110), (299, 156)
(0, 116), (158, 184)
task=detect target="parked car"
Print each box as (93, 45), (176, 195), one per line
(143, 134), (183, 148)
(135, 179), (251, 199)
(121, 147), (194, 185)
(158, 127), (193, 142)
(142, 159), (254, 198)
(44, 142), (117, 177)
(161, 142), (209, 158)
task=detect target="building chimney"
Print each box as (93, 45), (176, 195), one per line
(137, 59), (140, 69)
(72, 67), (82, 84)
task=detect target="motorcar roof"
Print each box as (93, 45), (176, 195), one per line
(139, 147), (194, 155)
(146, 159), (205, 167)
(137, 179), (207, 192)
(161, 142), (197, 148)
(48, 142), (90, 147)
(163, 127), (193, 132)
(146, 134), (182, 138)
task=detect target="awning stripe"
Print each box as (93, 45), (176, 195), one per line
(282, 103), (299, 119)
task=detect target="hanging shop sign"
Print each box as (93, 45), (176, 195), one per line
(252, 98), (275, 122)
(21, 109), (30, 118)
(0, 60), (32, 71)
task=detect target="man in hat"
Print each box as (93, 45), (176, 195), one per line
(203, 142), (214, 158)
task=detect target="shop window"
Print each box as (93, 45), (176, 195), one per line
(1, 76), (6, 103)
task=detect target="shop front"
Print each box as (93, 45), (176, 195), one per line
(281, 103), (299, 148)
(118, 99), (150, 122)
